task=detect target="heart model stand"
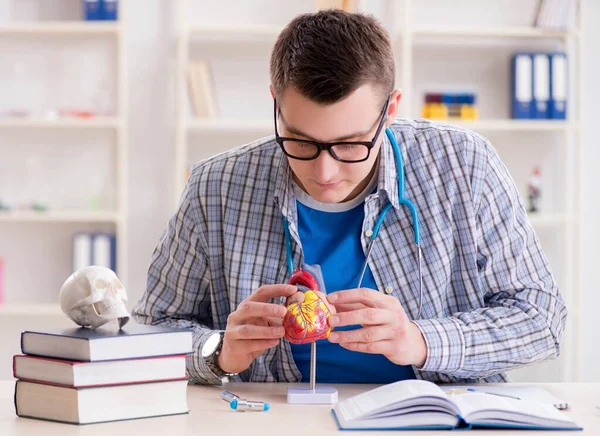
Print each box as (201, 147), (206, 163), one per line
(286, 268), (338, 405)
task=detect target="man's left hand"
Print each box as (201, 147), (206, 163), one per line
(326, 288), (427, 367)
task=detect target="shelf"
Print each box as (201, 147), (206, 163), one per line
(0, 117), (121, 129)
(442, 119), (578, 132)
(188, 23), (282, 41)
(186, 118), (576, 134)
(186, 118), (273, 134)
(0, 210), (120, 223)
(412, 26), (578, 40)
(0, 303), (62, 316)
(0, 21), (120, 36)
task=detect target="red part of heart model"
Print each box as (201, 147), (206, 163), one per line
(283, 269), (332, 344)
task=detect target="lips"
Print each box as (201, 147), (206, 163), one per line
(315, 181), (340, 188)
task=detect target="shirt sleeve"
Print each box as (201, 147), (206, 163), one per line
(413, 141), (568, 378)
(131, 176), (224, 385)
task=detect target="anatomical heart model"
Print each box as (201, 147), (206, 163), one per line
(59, 266), (131, 329)
(283, 268), (333, 344)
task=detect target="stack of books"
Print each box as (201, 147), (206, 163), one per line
(13, 323), (193, 425)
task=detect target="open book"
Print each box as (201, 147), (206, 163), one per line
(332, 380), (581, 431)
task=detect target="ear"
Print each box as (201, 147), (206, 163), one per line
(386, 89), (403, 126)
(269, 84), (276, 100)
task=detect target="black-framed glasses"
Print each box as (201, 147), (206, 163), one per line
(274, 96), (390, 163)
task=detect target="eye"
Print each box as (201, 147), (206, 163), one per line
(93, 279), (108, 289)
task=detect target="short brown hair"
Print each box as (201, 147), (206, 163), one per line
(270, 9), (394, 105)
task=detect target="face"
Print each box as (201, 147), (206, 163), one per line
(272, 84), (401, 203)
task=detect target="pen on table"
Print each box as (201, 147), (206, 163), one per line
(466, 388), (520, 400)
(230, 399), (270, 412)
(220, 391), (240, 403)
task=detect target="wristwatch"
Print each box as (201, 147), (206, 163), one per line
(201, 331), (238, 379)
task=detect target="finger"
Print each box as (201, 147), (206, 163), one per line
(230, 301), (287, 323)
(285, 291), (305, 306)
(248, 284), (298, 302)
(228, 324), (286, 340)
(312, 290), (336, 315)
(328, 307), (395, 327)
(235, 338), (281, 354)
(338, 340), (394, 355)
(332, 302), (369, 313)
(328, 326), (392, 343)
(327, 288), (394, 308)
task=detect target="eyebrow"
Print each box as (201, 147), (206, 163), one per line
(278, 110), (380, 142)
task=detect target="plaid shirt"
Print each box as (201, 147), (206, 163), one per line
(133, 118), (567, 385)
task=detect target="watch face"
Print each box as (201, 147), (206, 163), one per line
(201, 332), (222, 358)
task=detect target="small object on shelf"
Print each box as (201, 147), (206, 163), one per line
(30, 202), (47, 212)
(422, 93), (478, 120)
(528, 167), (542, 213)
(0, 199), (11, 211)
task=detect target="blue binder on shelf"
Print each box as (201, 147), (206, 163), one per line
(83, 0), (102, 21)
(549, 52), (568, 120)
(533, 53), (550, 119)
(511, 53), (534, 119)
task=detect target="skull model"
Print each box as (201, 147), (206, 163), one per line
(59, 266), (130, 329)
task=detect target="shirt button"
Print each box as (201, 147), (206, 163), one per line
(365, 229), (373, 237)
(384, 286), (393, 294)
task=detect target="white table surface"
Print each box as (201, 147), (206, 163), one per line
(2, 381), (599, 435)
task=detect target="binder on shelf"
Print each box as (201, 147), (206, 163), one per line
(549, 52), (568, 120)
(92, 233), (117, 272)
(187, 60), (218, 118)
(72, 233), (92, 272)
(533, 53), (550, 119)
(72, 233), (117, 273)
(511, 53), (533, 119)
(83, 0), (102, 21)
(102, 0), (118, 21)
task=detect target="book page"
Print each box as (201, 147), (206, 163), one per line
(450, 393), (577, 427)
(336, 379), (454, 421)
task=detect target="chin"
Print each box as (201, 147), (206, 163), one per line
(307, 188), (350, 204)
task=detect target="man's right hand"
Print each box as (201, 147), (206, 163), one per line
(217, 284), (298, 375)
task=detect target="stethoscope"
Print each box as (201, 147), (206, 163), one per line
(282, 127), (423, 320)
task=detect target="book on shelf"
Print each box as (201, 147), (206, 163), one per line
(534, 0), (578, 29)
(21, 323), (194, 362)
(331, 379), (581, 431)
(15, 378), (189, 425)
(13, 354), (188, 388)
(187, 60), (218, 118)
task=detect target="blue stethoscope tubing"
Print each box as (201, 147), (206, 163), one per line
(283, 127), (423, 320)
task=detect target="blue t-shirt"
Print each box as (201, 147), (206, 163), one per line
(290, 189), (416, 383)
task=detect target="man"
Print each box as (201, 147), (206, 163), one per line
(133, 10), (566, 385)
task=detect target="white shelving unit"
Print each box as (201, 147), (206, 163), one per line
(175, 0), (582, 382)
(0, 4), (128, 316)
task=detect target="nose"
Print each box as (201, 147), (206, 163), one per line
(313, 150), (339, 182)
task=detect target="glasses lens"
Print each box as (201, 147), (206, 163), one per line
(331, 144), (370, 162)
(281, 140), (319, 159)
